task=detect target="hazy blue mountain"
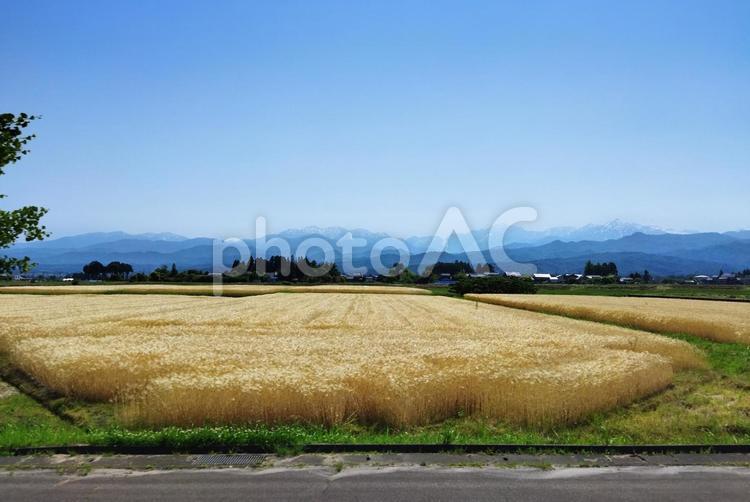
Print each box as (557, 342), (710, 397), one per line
(276, 226), (390, 242)
(11, 231), (189, 250)
(503, 219), (667, 246)
(272, 227), (391, 254)
(724, 230), (750, 240)
(667, 240), (750, 267)
(403, 220), (668, 254)
(506, 232), (739, 261)
(78, 238), (213, 254)
(7, 223), (750, 277)
(19, 245), (220, 275)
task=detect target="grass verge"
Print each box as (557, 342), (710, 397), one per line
(0, 393), (90, 450)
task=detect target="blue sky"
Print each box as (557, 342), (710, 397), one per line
(1, 1), (748, 238)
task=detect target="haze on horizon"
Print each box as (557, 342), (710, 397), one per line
(1, 1), (748, 238)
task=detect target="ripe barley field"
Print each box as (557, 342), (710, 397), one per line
(0, 293), (703, 428)
(0, 284), (429, 297)
(466, 294), (750, 345)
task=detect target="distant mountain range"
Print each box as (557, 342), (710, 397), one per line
(503, 219), (668, 247)
(6, 221), (750, 277)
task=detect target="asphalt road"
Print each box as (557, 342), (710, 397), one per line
(2, 466), (749, 501)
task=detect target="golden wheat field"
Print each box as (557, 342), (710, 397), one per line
(0, 293), (703, 427)
(466, 294), (750, 345)
(0, 284), (429, 297)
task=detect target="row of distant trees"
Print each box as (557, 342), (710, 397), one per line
(225, 257), (492, 284)
(224, 256), (343, 283)
(77, 259), (749, 285)
(78, 257), (345, 283)
(79, 261), (212, 283)
(75, 259), (639, 284)
(380, 260), (491, 284)
(583, 260), (618, 276)
(80, 261), (133, 280)
(451, 275), (536, 295)
(628, 270), (653, 283)
(581, 263), (750, 283)
(76, 258), (487, 284)
(429, 261), (477, 276)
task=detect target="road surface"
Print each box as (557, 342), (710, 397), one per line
(2, 466), (749, 501)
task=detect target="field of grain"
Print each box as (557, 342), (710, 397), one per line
(466, 294), (750, 345)
(0, 284), (429, 297)
(0, 293), (703, 427)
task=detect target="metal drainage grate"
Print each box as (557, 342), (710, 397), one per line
(191, 454), (267, 466)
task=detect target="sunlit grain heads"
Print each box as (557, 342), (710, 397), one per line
(0, 292), (705, 428)
(466, 294), (750, 345)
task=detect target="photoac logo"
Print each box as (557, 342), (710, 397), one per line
(211, 207), (538, 295)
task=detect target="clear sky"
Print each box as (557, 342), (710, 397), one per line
(2, 0), (748, 238)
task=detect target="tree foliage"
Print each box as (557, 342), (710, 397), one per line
(450, 276), (537, 295)
(428, 260), (475, 276)
(80, 260), (134, 280)
(379, 263), (420, 284)
(0, 113), (49, 274)
(221, 255), (343, 283)
(583, 260), (618, 276)
(628, 269), (653, 283)
(82, 261), (106, 279)
(106, 261), (134, 280)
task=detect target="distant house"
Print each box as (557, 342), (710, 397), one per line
(264, 272), (279, 282)
(433, 273), (456, 286)
(619, 277), (634, 284)
(559, 273), (584, 283)
(532, 273), (553, 283)
(504, 271), (522, 278)
(343, 273), (366, 281)
(62, 277), (75, 283)
(465, 272), (501, 279)
(693, 275), (712, 284)
(714, 273), (738, 285)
